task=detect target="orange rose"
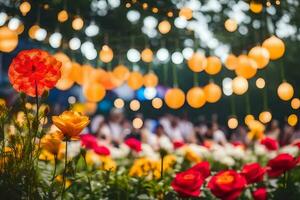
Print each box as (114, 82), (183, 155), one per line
(40, 131), (63, 155)
(52, 111), (89, 140)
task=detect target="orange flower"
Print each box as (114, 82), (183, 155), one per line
(40, 131), (63, 155)
(52, 111), (89, 140)
(8, 49), (61, 97)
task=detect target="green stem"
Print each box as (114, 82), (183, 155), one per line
(61, 140), (68, 199)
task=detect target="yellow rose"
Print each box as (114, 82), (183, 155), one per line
(40, 131), (63, 155)
(52, 111), (89, 140)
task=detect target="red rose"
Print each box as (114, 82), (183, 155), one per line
(260, 137), (278, 151)
(267, 153), (299, 178)
(189, 161), (211, 179)
(171, 170), (204, 197)
(173, 140), (185, 149)
(241, 163), (266, 184)
(208, 170), (247, 200)
(93, 145), (110, 156)
(252, 188), (267, 200)
(8, 49), (61, 97)
(80, 134), (97, 149)
(125, 138), (142, 152)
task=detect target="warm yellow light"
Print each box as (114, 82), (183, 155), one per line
(291, 98), (300, 110)
(28, 24), (40, 39)
(152, 97), (163, 109)
(245, 114), (255, 125)
(256, 78), (265, 89)
(164, 88), (185, 109)
(114, 98), (125, 109)
(250, 1), (263, 13)
(158, 20), (171, 34)
(132, 117), (143, 129)
(130, 99), (140, 111)
(142, 3), (148, 10)
(143, 72), (158, 87)
(126, 3), (131, 8)
(248, 46), (270, 69)
(259, 111), (272, 124)
(167, 11), (173, 17)
(0, 26), (18, 53)
(288, 114), (298, 126)
(19, 1), (31, 16)
(72, 16), (84, 30)
(262, 35), (285, 60)
(152, 7), (158, 13)
(179, 7), (193, 20)
(141, 48), (153, 63)
(277, 82), (294, 101)
(232, 76), (248, 95)
(225, 19), (237, 32)
(57, 10), (68, 23)
(99, 45), (114, 63)
(204, 83), (222, 103)
(228, 117), (238, 129)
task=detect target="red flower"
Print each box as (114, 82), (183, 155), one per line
(252, 188), (267, 200)
(208, 170), (247, 200)
(189, 161), (211, 179)
(80, 134), (97, 149)
(241, 163), (266, 184)
(8, 49), (61, 97)
(173, 140), (185, 149)
(267, 153), (299, 178)
(93, 145), (110, 156)
(125, 138), (142, 152)
(171, 170), (204, 197)
(292, 140), (300, 149)
(260, 137), (278, 151)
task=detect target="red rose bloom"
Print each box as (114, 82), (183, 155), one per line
(8, 49), (61, 97)
(171, 170), (204, 197)
(252, 188), (267, 200)
(241, 163), (266, 184)
(80, 134), (98, 149)
(208, 170), (247, 200)
(93, 145), (110, 156)
(125, 138), (142, 152)
(267, 153), (299, 178)
(173, 140), (185, 149)
(260, 137), (278, 151)
(189, 161), (211, 179)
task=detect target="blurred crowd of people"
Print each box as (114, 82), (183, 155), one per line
(87, 109), (300, 149)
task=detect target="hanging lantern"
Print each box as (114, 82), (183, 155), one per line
(130, 99), (140, 111)
(83, 82), (106, 102)
(291, 98), (300, 110)
(16, 23), (24, 35)
(225, 54), (238, 70)
(78, 65), (94, 85)
(235, 55), (257, 79)
(244, 114), (255, 125)
(158, 20), (171, 34)
(69, 62), (82, 84)
(58, 10), (68, 22)
(113, 64), (130, 81)
(248, 46), (270, 69)
(54, 52), (74, 90)
(28, 24), (40, 39)
(99, 45), (113, 63)
(100, 71), (122, 90)
(232, 76), (248, 95)
(164, 88), (185, 109)
(224, 19), (237, 32)
(89, 68), (107, 83)
(256, 78), (265, 89)
(262, 36), (285, 60)
(259, 111), (272, 124)
(186, 87), (206, 108)
(127, 71), (144, 90)
(250, 1), (263, 13)
(0, 26), (18, 53)
(277, 82), (294, 101)
(72, 16), (84, 30)
(187, 52), (207, 72)
(152, 97), (163, 109)
(84, 101), (97, 115)
(19, 1), (31, 16)
(288, 114), (298, 126)
(205, 56), (222, 75)
(141, 48), (153, 63)
(228, 117), (238, 129)
(204, 82), (222, 103)
(114, 98), (125, 109)
(179, 7), (193, 20)
(143, 72), (158, 87)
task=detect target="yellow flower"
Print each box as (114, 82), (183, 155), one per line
(247, 120), (265, 140)
(52, 111), (89, 140)
(100, 156), (117, 171)
(185, 148), (201, 163)
(39, 149), (55, 161)
(55, 175), (72, 189)
(40, 131), (63, 155)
